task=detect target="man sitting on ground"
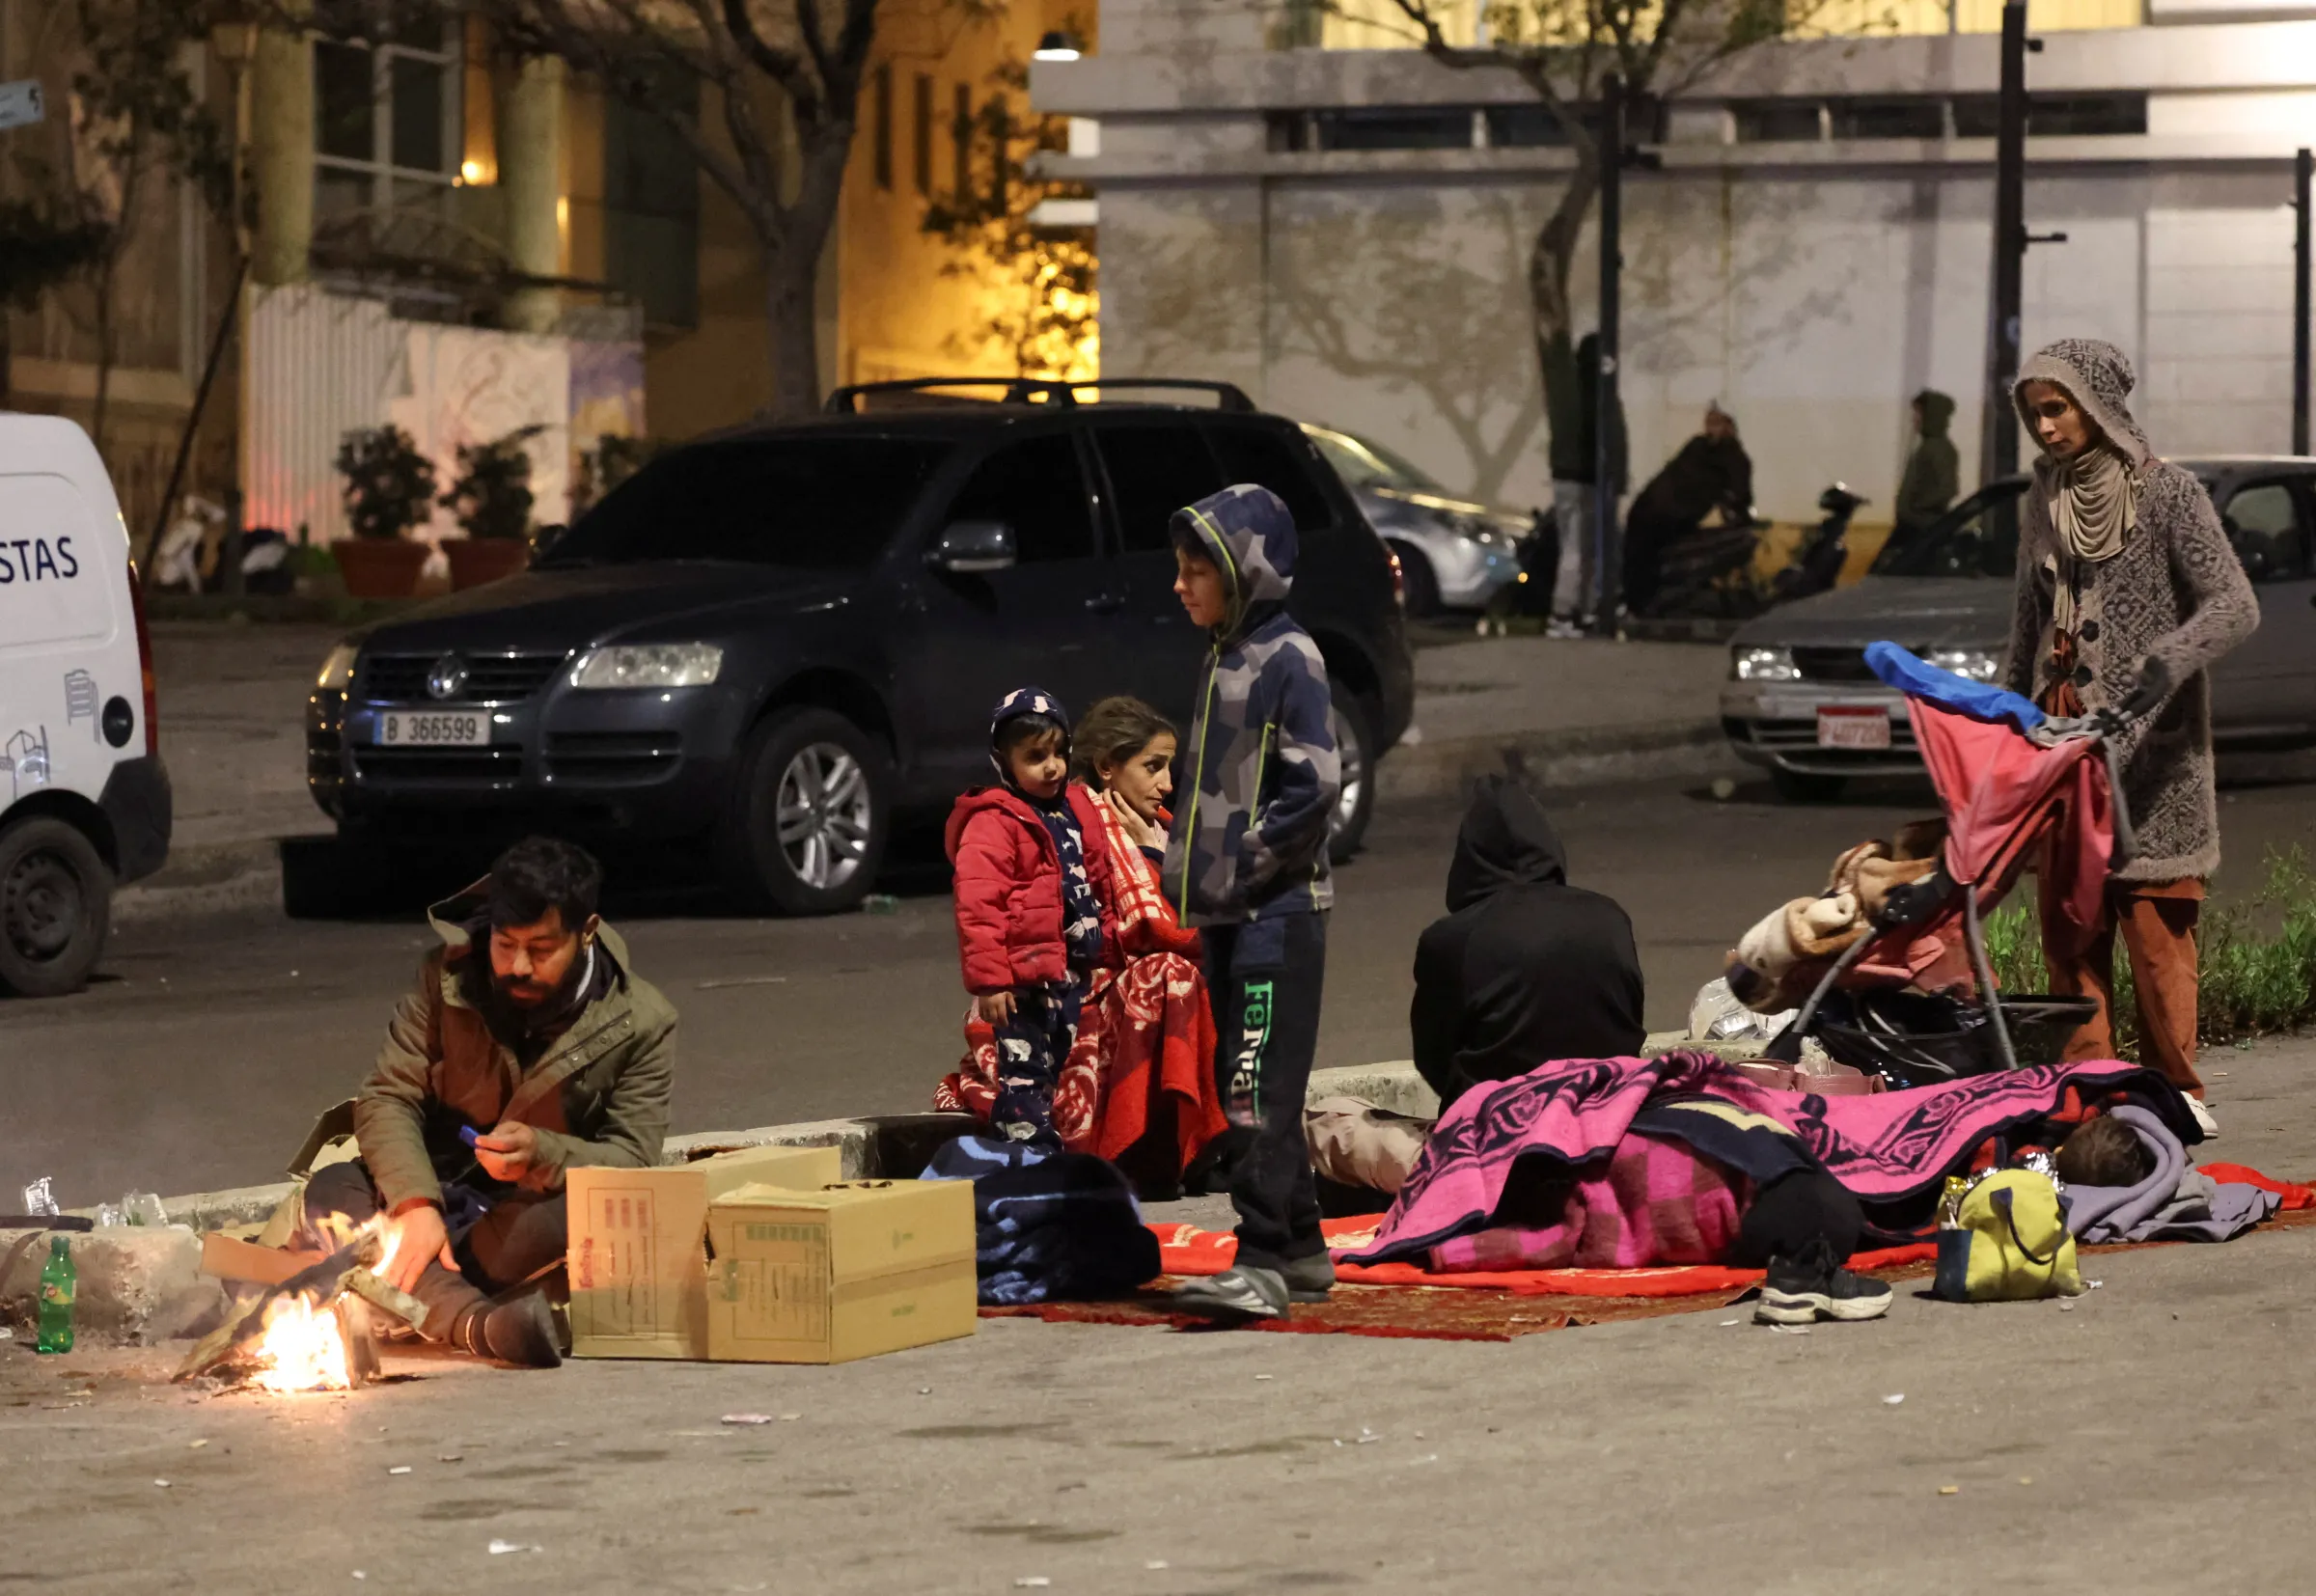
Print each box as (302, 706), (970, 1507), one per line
(1412, 773), (1645, 1113)
(304, 837), (677, 1367)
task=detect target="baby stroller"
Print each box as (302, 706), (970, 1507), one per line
(1759, 642), (2138, 1087)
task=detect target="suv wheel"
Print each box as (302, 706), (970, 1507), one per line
(721, 707), (892, 915)
(1327, 684), (1376, 863)
(0, 815), (113, 998)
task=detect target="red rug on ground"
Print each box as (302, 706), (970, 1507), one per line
(1150, 1161), (2312, 1299)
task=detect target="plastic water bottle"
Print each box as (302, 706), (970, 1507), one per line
(37, 1236), (75, 1355)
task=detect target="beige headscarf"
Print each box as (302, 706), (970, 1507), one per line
(2047, 444), (2138, 632)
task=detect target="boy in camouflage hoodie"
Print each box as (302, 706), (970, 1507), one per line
(1162, 483), (1342, 1319)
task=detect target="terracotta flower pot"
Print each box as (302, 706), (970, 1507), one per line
(446, 537), (531, 591)
(333, 537), (430, 599)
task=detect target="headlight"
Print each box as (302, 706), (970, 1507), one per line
(569, 643), (724, 690)
(1733, 646), (1800, 682)
(316, 642), (358, 691)
(1928, 648), (2000, 683)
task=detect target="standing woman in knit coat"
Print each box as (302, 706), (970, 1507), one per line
(2003, 339), (2258, 1131)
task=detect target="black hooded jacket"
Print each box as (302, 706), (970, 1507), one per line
(1410, 777), (1646, 1111)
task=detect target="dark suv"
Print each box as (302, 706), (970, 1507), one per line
(307, 380), (1415, 912)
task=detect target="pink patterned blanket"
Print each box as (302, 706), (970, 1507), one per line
(1343, 1050), (2187, 1265)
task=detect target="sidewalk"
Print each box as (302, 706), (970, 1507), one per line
(117, 623), (1735, 918)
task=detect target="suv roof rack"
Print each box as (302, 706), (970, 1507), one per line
(824, 376), (1257, 415)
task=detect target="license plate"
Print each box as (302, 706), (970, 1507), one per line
(374, 710), (490, 747)
(1816, 706), (1891, 750)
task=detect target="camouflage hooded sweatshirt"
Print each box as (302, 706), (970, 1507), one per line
(1160, 483), (1342, 927)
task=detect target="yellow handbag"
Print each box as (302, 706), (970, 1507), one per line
(1932, 1169), (2085, 1302)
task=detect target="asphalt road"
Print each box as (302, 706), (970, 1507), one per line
(8, 772), (2315, 1208)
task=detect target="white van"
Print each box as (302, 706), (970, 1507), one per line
(0, 414), (171, 996)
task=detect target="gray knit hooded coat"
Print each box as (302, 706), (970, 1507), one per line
(2001, 339), (2259, 882)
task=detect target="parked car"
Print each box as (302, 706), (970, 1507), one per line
(1301, 423), (1534, 616)
(308, 379), (1416, 912)
(1722, 457), (2316, 799)
(0, 415), (171, 996)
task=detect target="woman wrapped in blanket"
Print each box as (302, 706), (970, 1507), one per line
(937, 698), (1227, 1195)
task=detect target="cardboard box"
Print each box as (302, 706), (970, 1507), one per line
(705, 1179), (977, 1364)
(567, 1143), (844, 1360)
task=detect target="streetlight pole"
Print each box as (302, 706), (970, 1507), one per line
(1593, 73), (1625, 633)
(1981, 0), (2032, 485)
(2294, 146), (2310, 457)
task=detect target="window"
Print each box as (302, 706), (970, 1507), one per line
(1316, 107), (1473, 151)
(1829, 98), (1944, 141)
(1951, 93), (2147, 138)
(913, 75), (933, 196)
(543, 437), (953, 568)
(944, 436), (1096, 564)
(1208, 424), (1337, 533)
(311, 21), (459, 217)
(1733, 100), (1825, 143)
(605, 75), (702, 328)
(1092, 425), (1228, 554)
(2220, 481), (2313, 584)
(872, 65), (893, 191)
(953, 84), (973, 198)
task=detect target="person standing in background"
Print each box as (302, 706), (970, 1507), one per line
(1544, 331), (1626, 638)
(1895, 390), (1961, 539)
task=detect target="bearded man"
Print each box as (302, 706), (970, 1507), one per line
(302, 837), (677, 1366)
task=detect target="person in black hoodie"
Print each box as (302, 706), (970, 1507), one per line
(1410, 775), (1645, 1113)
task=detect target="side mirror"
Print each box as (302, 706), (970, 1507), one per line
(530, 523), (568, 562)
(928, 520), (1017, 573)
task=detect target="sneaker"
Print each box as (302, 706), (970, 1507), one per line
(1544, 618), (1584, 641)
(2186, 1096), (2220, 1139)
(1278, 1252), (1336, 1303)
(1172, 1266), (1290, 1321)
(1755, 1237), (1893, 1326)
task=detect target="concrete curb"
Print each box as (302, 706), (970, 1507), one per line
(1377, 718), (1739, 802)
(114, 839), (287, 923)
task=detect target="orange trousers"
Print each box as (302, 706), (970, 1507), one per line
(2041, 878), (2205, 1097)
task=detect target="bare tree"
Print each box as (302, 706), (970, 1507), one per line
(482, 0), (900, 418)
(1358, 0), (1834, 452)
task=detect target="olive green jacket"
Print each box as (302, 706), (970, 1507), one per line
(353, 887), (678, 1210)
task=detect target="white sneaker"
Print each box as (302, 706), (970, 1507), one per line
(1544, 618), (1584, 640)
(2186, 1096), (2220, 1139)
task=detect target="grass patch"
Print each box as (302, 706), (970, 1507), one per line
(1983, 846), (2316, 1056)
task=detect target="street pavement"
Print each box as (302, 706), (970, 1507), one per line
(7, 1034), (2316, 1595)
(9, 773), (2315, 1211)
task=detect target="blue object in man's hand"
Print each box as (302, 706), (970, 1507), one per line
(459, 1125), (482, 1148)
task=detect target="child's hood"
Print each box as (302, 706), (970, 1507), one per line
(1170, 482), (1296, 641)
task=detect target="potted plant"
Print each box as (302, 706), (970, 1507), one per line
(333, 426), (438, 598)
(440, 424), (545, 590)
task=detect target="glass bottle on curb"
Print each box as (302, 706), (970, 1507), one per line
(37, 1236), (75, 1354)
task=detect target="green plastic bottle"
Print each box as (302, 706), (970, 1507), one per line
(37, 1236), (74, 1355)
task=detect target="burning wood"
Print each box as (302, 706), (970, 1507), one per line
(176, 1220), (425, 1390)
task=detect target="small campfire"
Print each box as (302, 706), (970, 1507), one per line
(177, 1220), (425, 1392)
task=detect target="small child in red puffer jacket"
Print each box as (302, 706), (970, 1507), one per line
(945, 687), (1116, 1146)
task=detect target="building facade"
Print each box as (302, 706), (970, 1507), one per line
(1034, 0), (2313, 525)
